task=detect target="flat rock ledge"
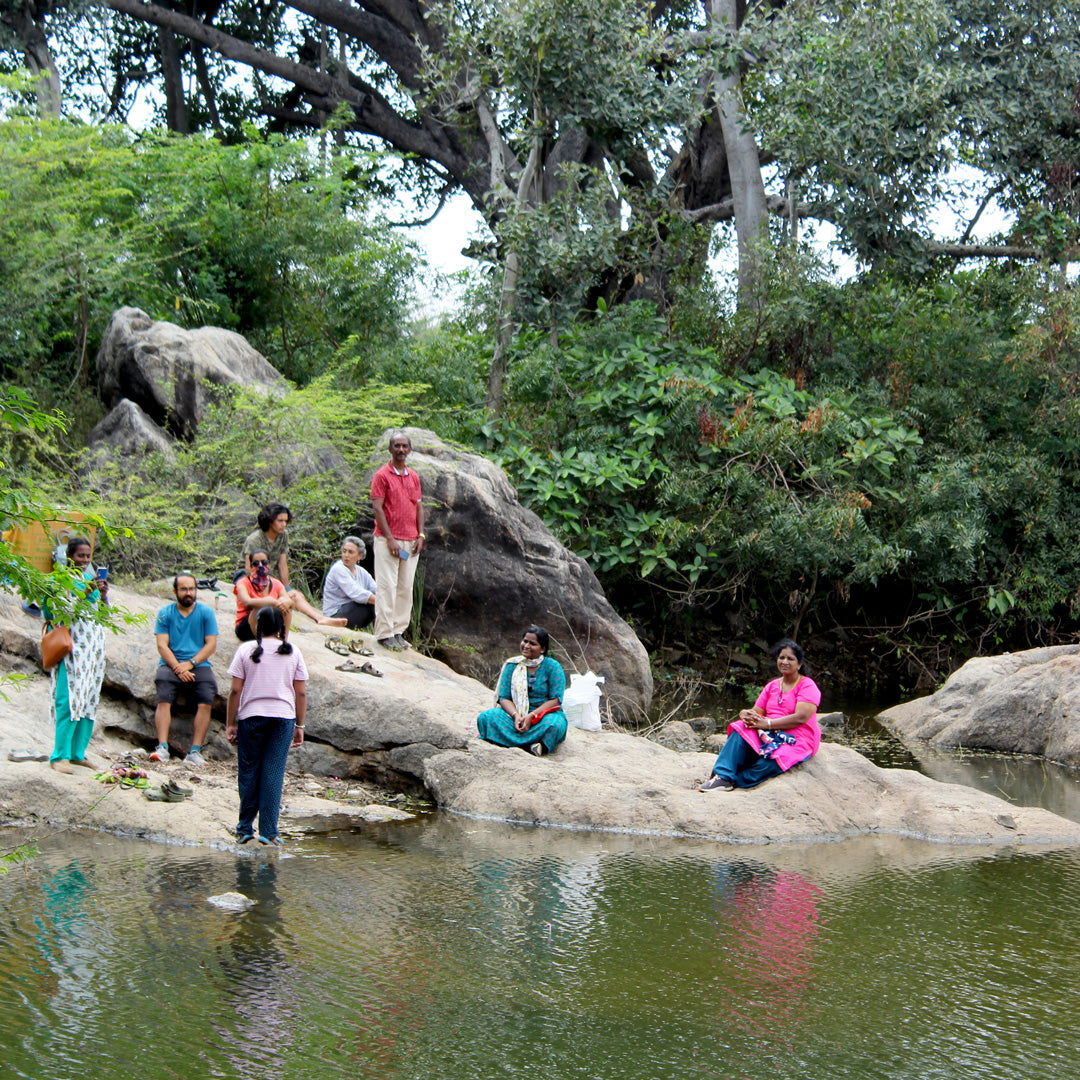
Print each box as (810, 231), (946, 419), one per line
(422, 736), (1080, 846)
(877, 644), (1080, 765)
(0, 750), (414, 852)
(2, 588), (1079, 849)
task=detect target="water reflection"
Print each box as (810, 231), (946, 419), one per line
(211, 858), (298, 1080)
(2, 822), (1080, 1080)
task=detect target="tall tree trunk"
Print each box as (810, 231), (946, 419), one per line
(160, 26), (190, 133)
(3, 5), (61, 115)
(710, 0), (769, 311)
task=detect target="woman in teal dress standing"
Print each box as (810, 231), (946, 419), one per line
(476, 626), (567, 757)
(48, 536), (108, 774)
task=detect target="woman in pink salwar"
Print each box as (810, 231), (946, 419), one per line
(699, 639), (821, 792)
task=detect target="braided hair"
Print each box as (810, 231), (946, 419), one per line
(251, 606), (293, 663)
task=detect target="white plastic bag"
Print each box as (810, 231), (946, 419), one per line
(562, 671), (605, 731)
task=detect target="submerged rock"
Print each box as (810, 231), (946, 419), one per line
(207, 891), (255, 911)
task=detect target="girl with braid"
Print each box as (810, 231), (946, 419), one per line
(225, 607), (308, 846)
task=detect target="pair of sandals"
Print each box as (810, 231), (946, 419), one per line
(145, 779), (193, 802)
(324, 636), (375, 657)
(335, 658), (383, 677)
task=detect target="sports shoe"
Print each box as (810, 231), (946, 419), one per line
(699, 774), (735, 792)
(149, 744), (170, 763)
(378, 637), (403, 651)
(184, 749), (207, 767)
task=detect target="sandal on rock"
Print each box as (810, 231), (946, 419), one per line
(335, 658), (384, 677)
(162, 779), (192, 797)
(347, 640), (375, 656)
(7, 750), (49, 763)
(324, 638), (351, 656)
(144, 785), (187, 802)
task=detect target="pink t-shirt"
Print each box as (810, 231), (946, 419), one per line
(728, 675), (822, 772)
(228, 640), (308, 719)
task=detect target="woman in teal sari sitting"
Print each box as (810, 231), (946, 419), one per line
(476, 626), (567, 757)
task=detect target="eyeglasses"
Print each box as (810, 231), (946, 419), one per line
(252, 559), (269, 567)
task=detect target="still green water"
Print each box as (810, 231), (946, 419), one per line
(3, 768), (1080, 1080)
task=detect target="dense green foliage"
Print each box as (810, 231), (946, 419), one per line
(0, 387), (141, 642)
(0, 104), (418, 418)
(1, 0), (1078, 694)
(404, 260), (1080, 688)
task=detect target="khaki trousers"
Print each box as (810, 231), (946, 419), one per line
(373, 536), (419, 640)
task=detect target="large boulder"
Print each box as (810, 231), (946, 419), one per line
(877, 644), (1080, 764)
(2, 587), (1080, 847)
(87, 397), (174, 459)
(365, 428), (654, 722)
(97, 307), (286, 438)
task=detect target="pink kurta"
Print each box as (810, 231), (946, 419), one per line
(728, 676), (822, 772)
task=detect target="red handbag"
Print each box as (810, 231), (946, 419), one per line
(41, 623), (73, 670)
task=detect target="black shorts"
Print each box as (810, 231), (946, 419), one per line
(235, 619), (255, 642)
(155, 665), (218, 705)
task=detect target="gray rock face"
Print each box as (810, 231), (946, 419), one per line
(368, 428), (654, 723)
(4, 587), (1080, 848)
(87, 398), (174, 458)
(877, 645), (1080, 765)
(651, 720), (702, 752)
(421, 734), (1080, 846)
(97, 307), (286, 438)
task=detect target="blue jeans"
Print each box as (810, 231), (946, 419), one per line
(236, 715), (295, 841)
(711, 731), (784, 789)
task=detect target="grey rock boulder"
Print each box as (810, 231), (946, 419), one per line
(87, 398), (175, 459)
(877, 645), (1080, 765)
(364, 428), (654, 723)
(97, 307), (286, 438)
(651, 720), (701, 752)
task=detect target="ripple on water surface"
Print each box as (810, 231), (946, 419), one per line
(1, 824), (1079, 1080)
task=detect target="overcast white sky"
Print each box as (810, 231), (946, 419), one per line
(400, 168), (1017, 320)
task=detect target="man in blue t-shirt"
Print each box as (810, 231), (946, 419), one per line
(152, 574), (219, 767)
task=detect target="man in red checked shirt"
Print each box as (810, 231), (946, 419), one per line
(370, 430), (426, 651)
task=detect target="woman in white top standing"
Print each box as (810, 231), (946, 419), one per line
(321, 535), (377, 630)
(225, 606), (307, 846)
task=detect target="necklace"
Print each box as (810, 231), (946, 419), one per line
(777, 677), (800, 702)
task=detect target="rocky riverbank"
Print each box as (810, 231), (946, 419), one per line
(3, 586), (1080, 850)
